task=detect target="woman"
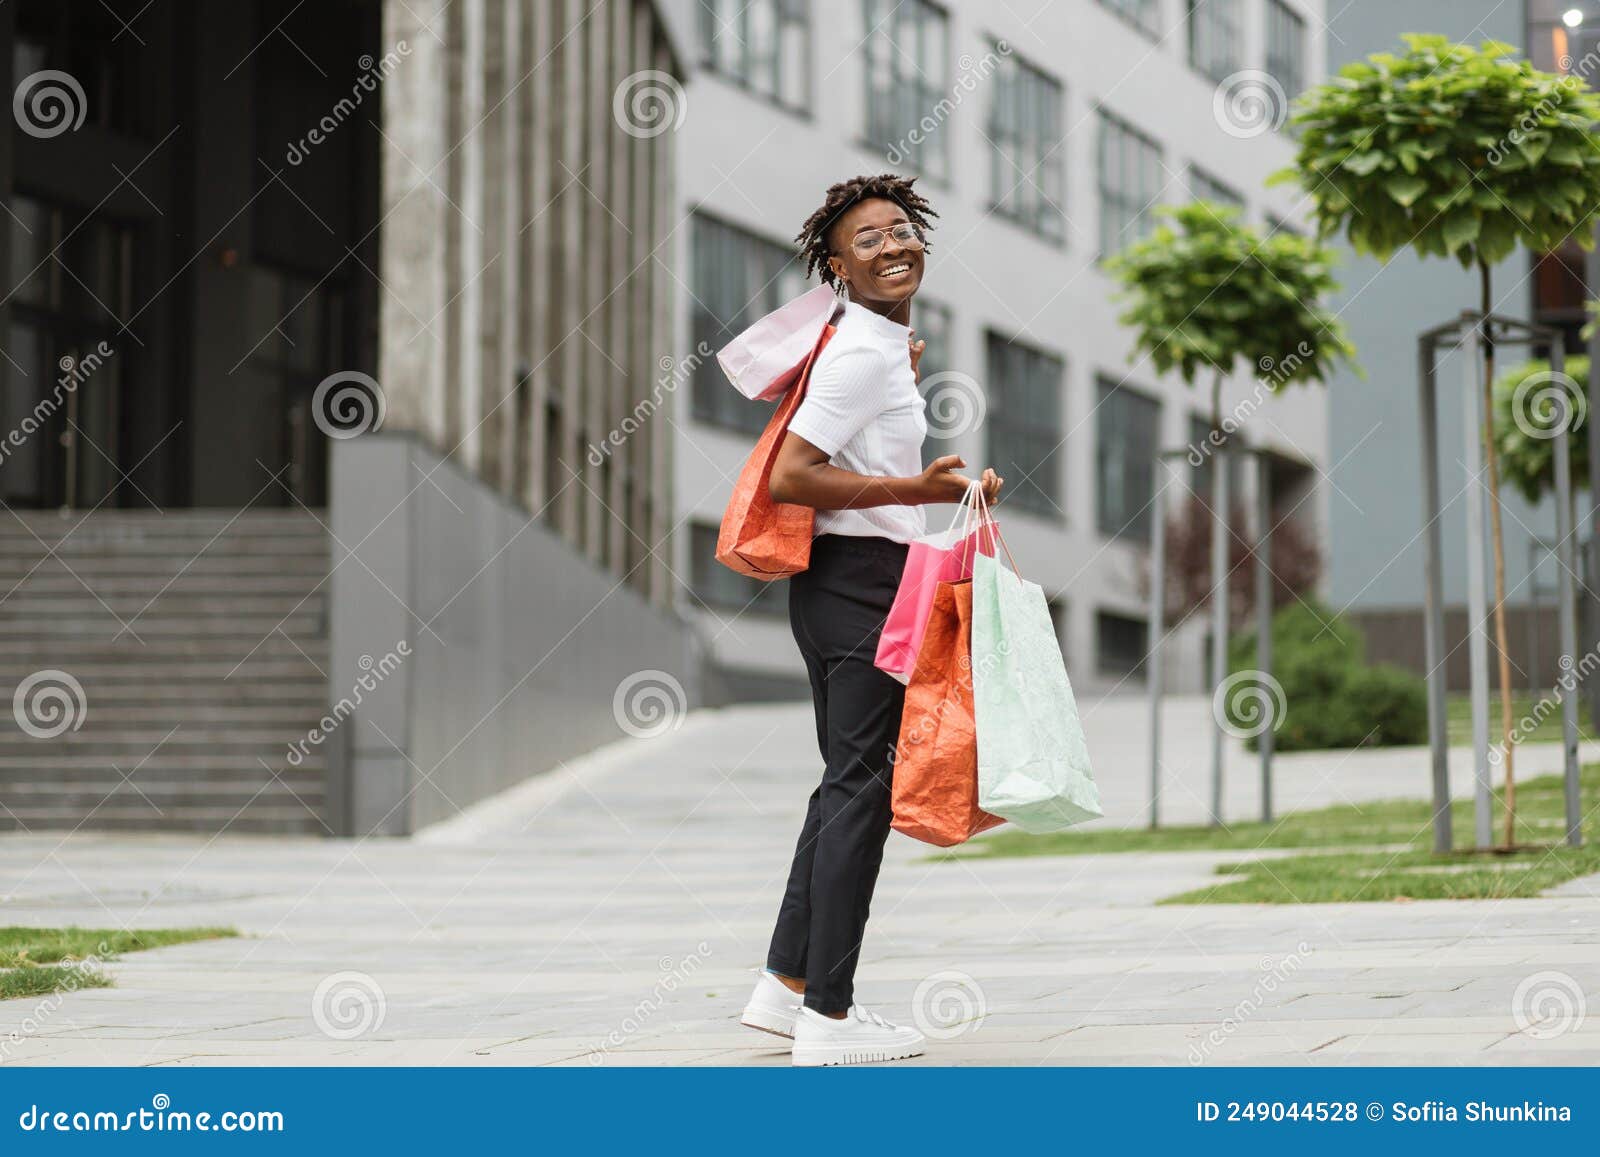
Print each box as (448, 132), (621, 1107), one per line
(739, 174), (1003, 1066)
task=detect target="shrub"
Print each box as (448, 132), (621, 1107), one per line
(1226, 600), (1427, 751)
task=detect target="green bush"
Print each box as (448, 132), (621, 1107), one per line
(1226, 600), (1427, 752)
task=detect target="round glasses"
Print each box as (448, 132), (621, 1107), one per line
(843, 222), (927, 261)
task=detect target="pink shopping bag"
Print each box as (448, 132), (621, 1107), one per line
(875, 483), (999, 685)
(716, 285), (840, 401)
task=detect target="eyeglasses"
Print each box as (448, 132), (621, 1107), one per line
(841, 222), (927, 261)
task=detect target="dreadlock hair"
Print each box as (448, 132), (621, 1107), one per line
(795, 173), (938, 289)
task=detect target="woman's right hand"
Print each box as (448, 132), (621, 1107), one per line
(917, 455), (1004, 504)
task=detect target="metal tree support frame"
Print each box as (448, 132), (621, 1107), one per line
(1416, 311), (1583, 853)
(1146, 442), (1276, 828)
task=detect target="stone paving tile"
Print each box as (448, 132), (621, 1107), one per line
(1, 703), (1597, 1066)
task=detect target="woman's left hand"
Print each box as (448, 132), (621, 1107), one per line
(908, 332), (926, 383)
(980, 467), (1004, 505)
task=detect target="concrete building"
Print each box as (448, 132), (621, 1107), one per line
(0, 0), (696, 835)
(661, 0), (1331, 698)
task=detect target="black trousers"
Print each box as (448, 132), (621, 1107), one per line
(766, 533), (909, 1014)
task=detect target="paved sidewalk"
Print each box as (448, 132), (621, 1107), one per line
(1, 699), (1597, 1066)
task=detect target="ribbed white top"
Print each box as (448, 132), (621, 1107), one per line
(787, 301), (929, 544)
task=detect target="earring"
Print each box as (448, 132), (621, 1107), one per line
(835, 277), (850, 304)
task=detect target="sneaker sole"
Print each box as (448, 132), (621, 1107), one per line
(791, 1042), (925, 1067)
(740, 1005), (797, 1039)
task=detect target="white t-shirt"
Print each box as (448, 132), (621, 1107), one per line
(786, 300), (929, 544)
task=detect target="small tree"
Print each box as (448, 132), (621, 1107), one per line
(1280, 35), (1600, 849)
(1161, 494), (1322, 625)
(1492, 354), (1589, 504)
(1109, 202), (1356, 822)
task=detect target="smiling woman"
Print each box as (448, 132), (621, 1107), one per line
(735, 174), (1004, 1067)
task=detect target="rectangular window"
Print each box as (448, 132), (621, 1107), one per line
(1266, 0), (1306, 101)
(689, 213), (807, 435)
(985, 331), (1063, 520)
(1096, 377), (1161, 542)
(863, 0), (950, 180)
(1096, 0), (1162, 38)
(988, 47), (1065, 240)
(689, 523), (788, 616)
(1097, 611), (1149, 679)
(1188, 0), (1243, 84)
(1189, 413), (1246, 503)
(1097, 109), (1165, 259)
(699, 0), (811, 111)
(1187, 165), (1245, 210)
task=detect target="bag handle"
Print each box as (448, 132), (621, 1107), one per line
(940, 479), (984, 539)
(969, 483), (1022, 577)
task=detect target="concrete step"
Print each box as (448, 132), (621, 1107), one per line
(0, 661), (325, 681)
(0, 753), (325, 772)
(0, 556), (332, 579)
(0, 575), (330, 596)
(0, 594), (328, 617)
(0, 617), (326, 640)
(0, 728), (327, 753)
(63, 704), (330, 724)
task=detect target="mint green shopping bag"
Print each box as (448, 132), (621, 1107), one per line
(971, 549), (1102, 832)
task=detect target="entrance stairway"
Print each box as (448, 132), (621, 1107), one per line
(0, 509), (331, 834)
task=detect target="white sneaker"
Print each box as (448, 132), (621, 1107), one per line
(791, 1005), (926, 1067)
(740, 970), (803, 1039)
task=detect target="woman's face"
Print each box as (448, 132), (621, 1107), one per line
(826, 197), (925, 308)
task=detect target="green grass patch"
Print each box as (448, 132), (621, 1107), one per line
(1446, 692), (1598, 748)
(953, 764), (1599, 905)
(0, 926), (236, 1001)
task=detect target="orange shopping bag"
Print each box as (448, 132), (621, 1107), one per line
(715, 326), (835, 580)
(891, 578), (1006, 847)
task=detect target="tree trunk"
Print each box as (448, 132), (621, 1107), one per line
(1209, 371), (1227, 827)
(1479, 261), (1517, 848)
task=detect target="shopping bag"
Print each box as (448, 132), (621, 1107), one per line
(891, 578), (1007, 847)
(875, 481), (999, 684)
(717, 285), (840, 401)
(971, 546), (1102, 832)
(714, 326), (835, 579)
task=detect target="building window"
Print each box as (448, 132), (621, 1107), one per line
(1096, 378), (1161, 543)
(690, 213), (806, 435)
(1187, 165), (1245, 210)
(1266, 0), (1306, 101)
(1097, 109), (1165, 259)
(700, 0), (811, 112)
(914, 299), (954, 465)
(1097, 611), (1149, 679)
(1189, 413), (1246, 502)
(988, 47), (1065, 240)
(985, 331), (1063, 520)
(863, 0), (950, 180)
(1096, 0), (1162, 38)
(1187, 0), (1243, 84)
(1266, 213), (1302, 237)
(689, 523), (787, 616)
